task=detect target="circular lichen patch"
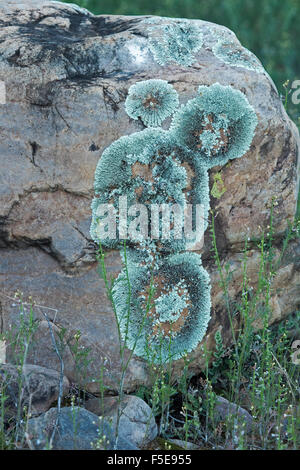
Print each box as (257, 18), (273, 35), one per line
(112, 251), (211, 362)
(170, 83), (257, 168)
(125, 79), (179, 127)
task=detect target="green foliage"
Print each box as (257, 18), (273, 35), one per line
(211, 329), (226, 371)
(211, 172), (226, 199)
(125, 79), (179, 127)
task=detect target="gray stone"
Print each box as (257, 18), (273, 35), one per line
(85, 395), (158, 448)
(24, 320), (77, 384)
(0, 0), (299, 392)
(0, 363), (69, 419)
(167, 439), (200, 450)
(26, 406), (138, 450)
(214, 396), (254, 434)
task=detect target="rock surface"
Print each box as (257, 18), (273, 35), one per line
(214, 396), (254, 434)
(85, 395), (158, 447)
(0, 363), (69, 419)
(26, 406), (138, 450)
(0, 1), (299, 391)
(167, 439), (201, 450)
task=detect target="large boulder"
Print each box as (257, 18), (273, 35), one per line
(0, 1), (299, 392)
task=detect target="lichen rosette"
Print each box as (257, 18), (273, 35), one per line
(91, 81), (258, 363)
(170, 83), (258, 168)
(212, 39), (264, 73)
(147, 20), (204, 67)
(90, 128), (210, 252)
(125, 79), (179, 127)
(113, 251), (211, 362)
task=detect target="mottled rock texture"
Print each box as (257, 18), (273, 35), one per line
(0, 1), (299, 391)
(26, 406), (138, 450)
(0, 363), (69, 419)
(214, 396), (254, 434)
(85, 395), (158, 447)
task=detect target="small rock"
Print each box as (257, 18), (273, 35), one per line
(85, 395), (158, 448)
(0, 363), (69, 419)
(167, 439), (200, 450)
(214, 396), (254, 433)
(22, 320), (76, 384)
(280, 405), (299, 436)
(26, 406), (138, 450)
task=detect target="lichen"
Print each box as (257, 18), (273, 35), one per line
(125, 79), (179, 127)
(91, 80), (257, 363)
(90, 127), (210, 251)
(155, 281), (189, 323)
(170, 83), (257, 168)
(146, 20), (203, 67)
(212, 39), (264, 73)
(112, 251), (211, 362)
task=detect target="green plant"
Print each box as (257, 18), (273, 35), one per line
(0, 294), (38, 449)
(203, 205), (300, 449)
(96, 241), (156, 448)
(211, 172), (226, 199)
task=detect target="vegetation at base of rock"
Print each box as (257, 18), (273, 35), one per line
(1, 207), (299, 450)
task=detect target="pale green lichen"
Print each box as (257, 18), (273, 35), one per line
(125, 79), (179, 127)
(91, 81), (258, 362)
(90, 127), (210, 251)
(170, 83), (257, 168)
(212, 39), (264, 73)
(147, 20), (203, 67)
(112, 251), (211, 362)
(155, 281), (189, 324)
